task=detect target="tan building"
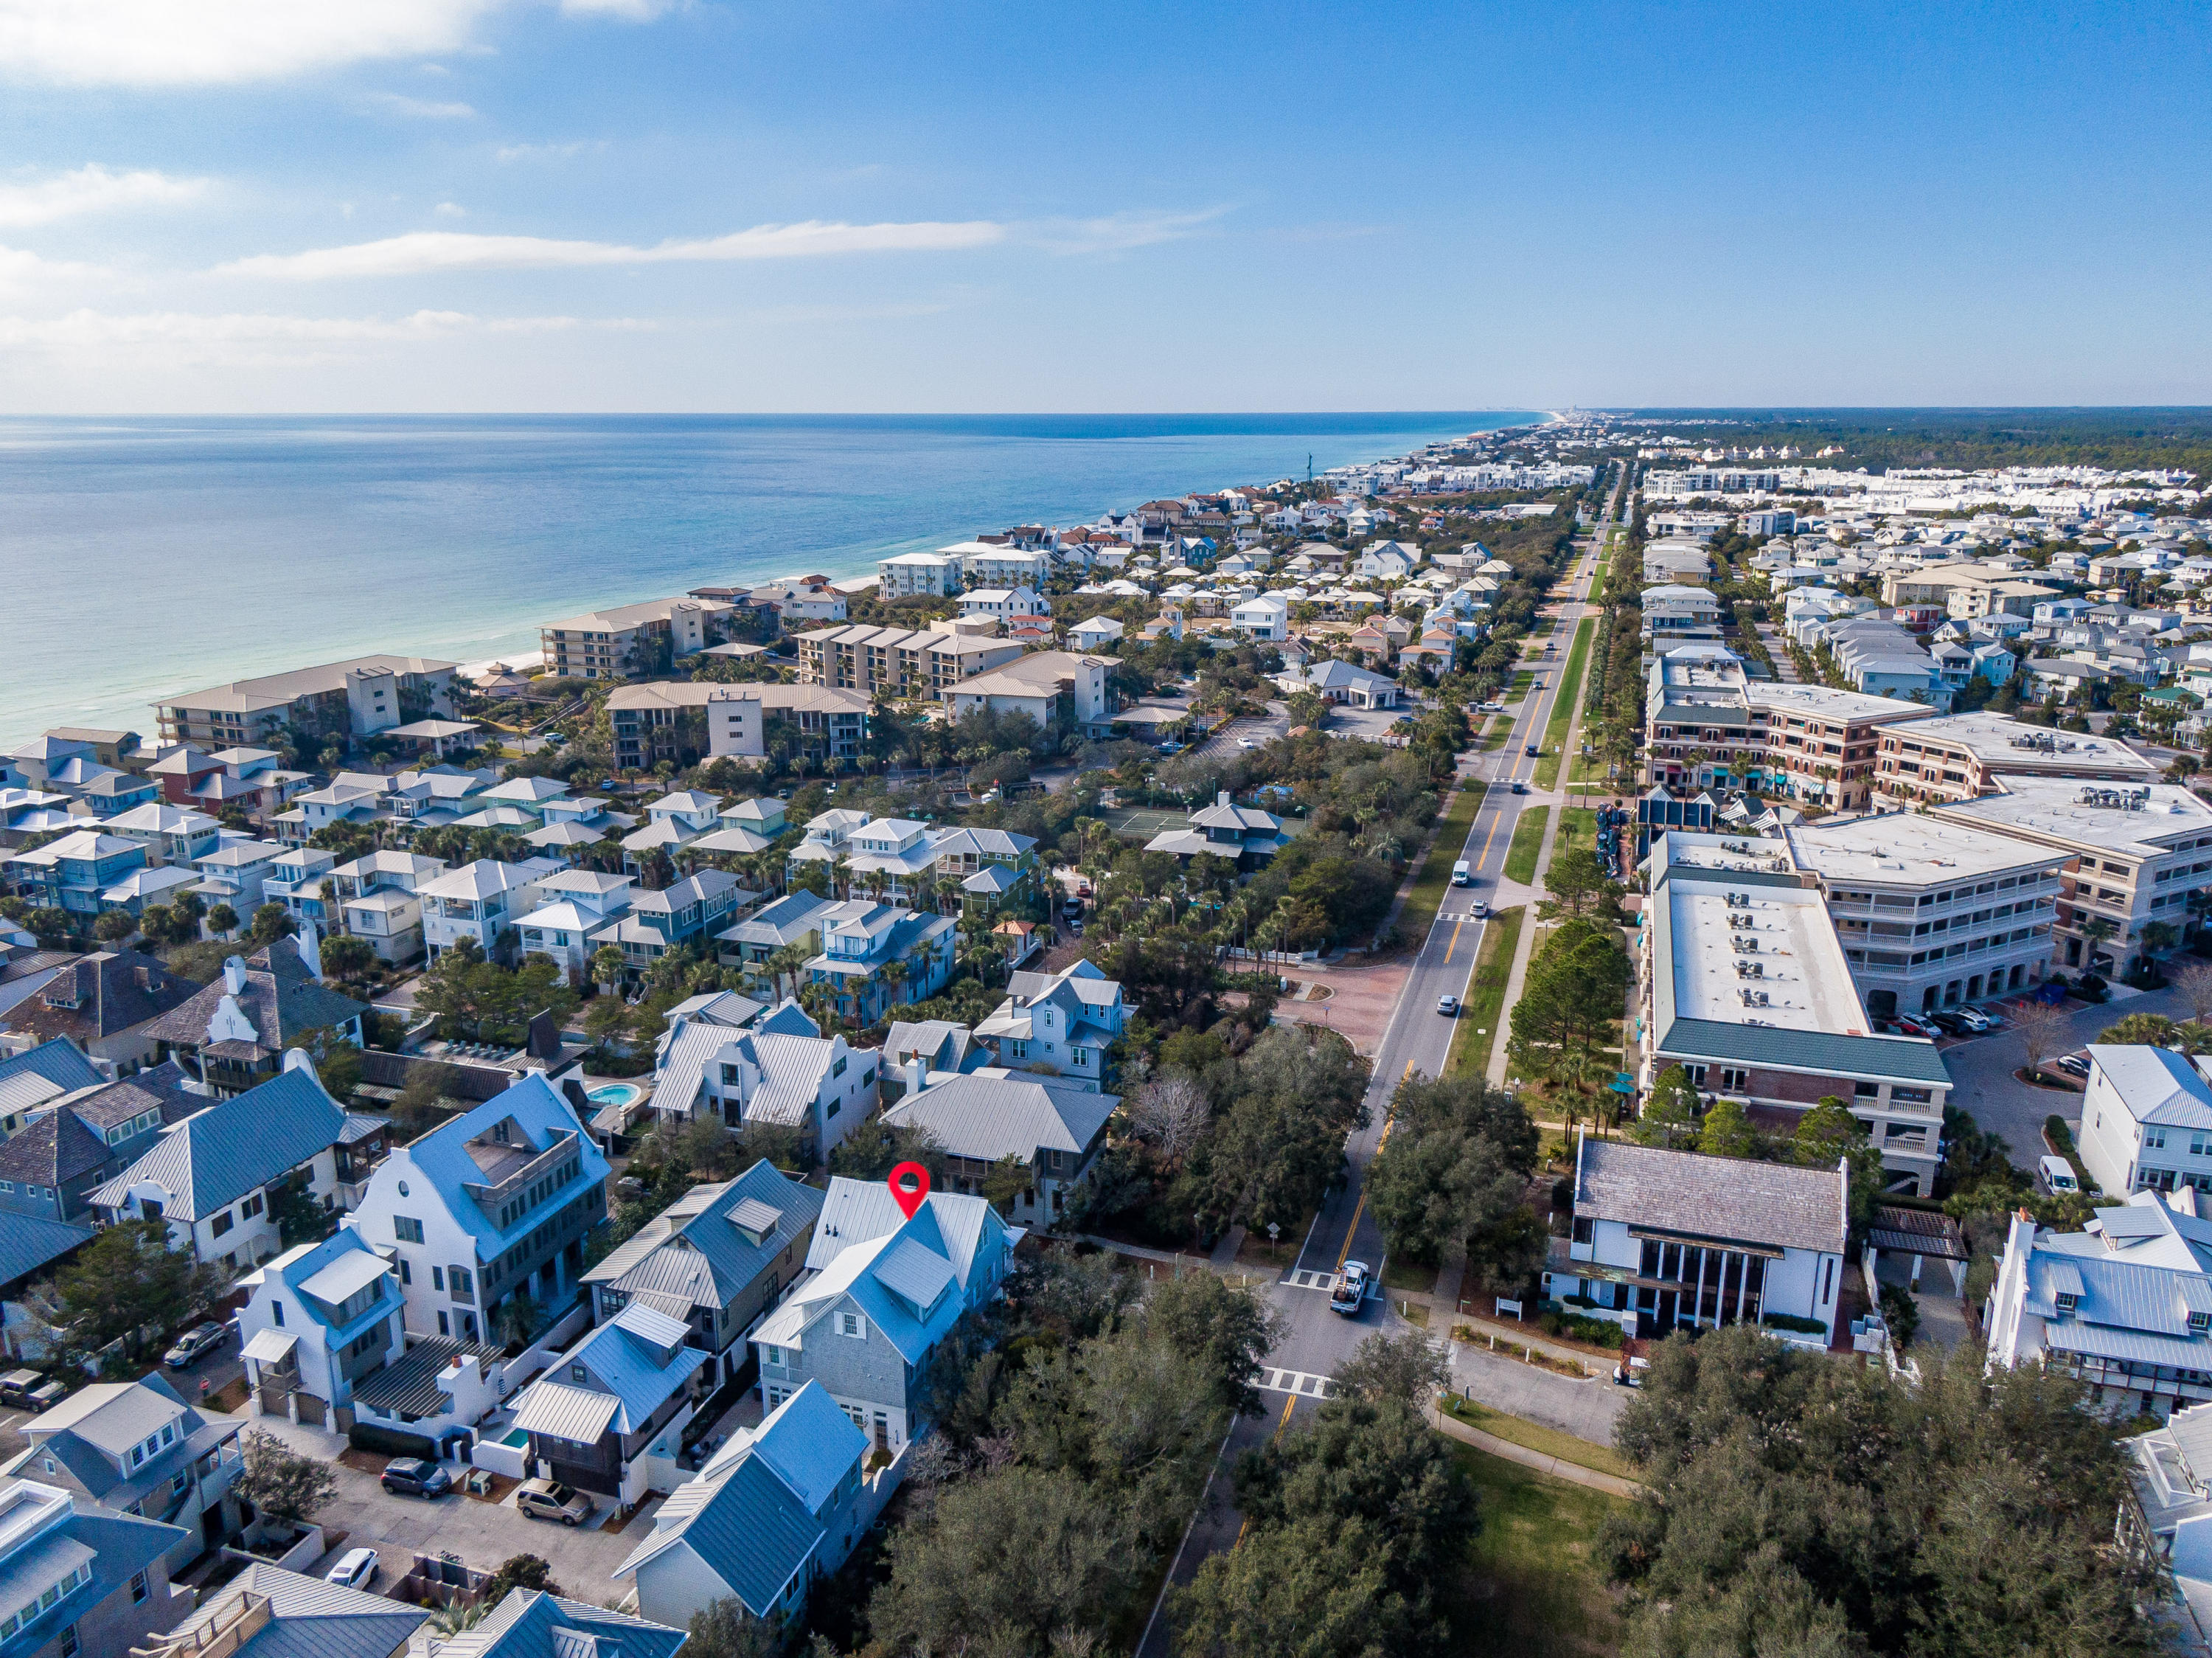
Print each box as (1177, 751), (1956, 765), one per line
(794, 624), (1023, 701)
(606, 682), (871, 769)
(1871, 712), (2158, 807)
(157, 656), (458, 748)
(1878, 563), (2059, 617)
(540, 595), (734, 681)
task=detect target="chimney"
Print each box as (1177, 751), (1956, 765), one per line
(905, 1052), (928, 1096)
(1217, 790), (1230, 808)
(221, 956), (246, 996)
(282, 1047), (314, 1078)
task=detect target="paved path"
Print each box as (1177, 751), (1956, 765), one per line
(1427, 1404), (1642, 1498)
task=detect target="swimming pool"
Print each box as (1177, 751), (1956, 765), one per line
(587, 1083), (644, 1109)
(499, 1428), (529, 1448)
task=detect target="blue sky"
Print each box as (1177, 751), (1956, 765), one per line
(0, 1), (2205, 412)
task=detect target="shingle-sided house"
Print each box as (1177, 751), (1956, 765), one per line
(973, 960), (1127, 1090)
(1545, 1133), (1849, 1345)
(138, 940), (367, 1098)
(648, 1007), (877, 1159)
(582, 1162), (824, 1389)
(510, 1303), (709, 1508)
(0, 950), (198, 1074)
(1142, 791), (1288, 867)
(752, 1187), (1014, 1451)
(348, 1075), (610, 1345)
(0, 1215), (94, 1364)
(616, 1380), (871, 1630)
(801, 902), (957, 1027)
(8, 1375), (246, 1564)
(88, 1055), (348, 1272)
(233, 1229), (406, 1430)
(0, 1060), (204, 1224)
(880, 1072), (1116, 1224)
(0, 1475), (190, 1658)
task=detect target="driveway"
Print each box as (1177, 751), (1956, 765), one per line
(237, 1412), (650, 1597)
(1943, 982), (2198, 1162)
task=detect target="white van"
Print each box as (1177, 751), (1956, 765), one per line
(1452, 860), (1472, 887)
(2037, 1155), (2079, 1196)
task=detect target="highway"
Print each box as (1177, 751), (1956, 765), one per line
(1134, 478), (1622, 1656)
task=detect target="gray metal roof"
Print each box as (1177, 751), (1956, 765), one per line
(1576, 1137), (1847, 1255)
(184, 1563), (429, 1658)
(882, 1072), (1117, 1162)
(89, 1065), (345, 1222)
(512, 1382), (619, 1445)
(0, 1215), (94, 1291)
(348, 1335), (502, 1419)
(435, 1591), (684, 1658)
(1656, 1016), (1952, 1086)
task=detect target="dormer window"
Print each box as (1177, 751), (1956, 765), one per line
(2193, 1312), (2211, 1333)
(2054, 1291), (2079, 1312)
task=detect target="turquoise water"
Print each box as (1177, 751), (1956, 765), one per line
(587, 1083), (643, 1106)
(500, 1429), (529, 1448)
(0, 412), (1538, 746)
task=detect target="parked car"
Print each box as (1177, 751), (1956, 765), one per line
(1437, 994), (1459, 1016)
(1893, 1013), (1938, 1038)
(1237, 738), (1259, 749)
(1927, 1012), (1969, 1036)
(0, 1373), (67, 1413)
(1157, 741), (1184, 755)
(2054, 1052), (2091, 1078)
(163, 1322), (226, 1369)
(515, 1478), (594, 1527)
(325, 1549), (379, 1590)
(2037, 1155), (2080, 1196)
(1951, 1007), (1994, 1033)
(1510, 782), (1529, 795)
(380, 1458), (453, 1499)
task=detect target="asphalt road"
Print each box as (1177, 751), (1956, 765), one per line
(1135, 504), (1618, 1657)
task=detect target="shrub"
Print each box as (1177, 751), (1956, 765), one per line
(1760, 1312), (1829, 1336)
(2045, 1114), (2076, 1154)
(347, 1422), (439, 1461)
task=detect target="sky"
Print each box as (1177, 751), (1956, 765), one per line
(0, 1), (2205, 412)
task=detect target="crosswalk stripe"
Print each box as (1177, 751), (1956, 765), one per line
(1259, 1368), (1336, 1398)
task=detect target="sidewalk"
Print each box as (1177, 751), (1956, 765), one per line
(1427, 1404), (1642, 1499)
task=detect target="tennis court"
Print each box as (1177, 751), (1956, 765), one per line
(1098, 806), (1189, 839)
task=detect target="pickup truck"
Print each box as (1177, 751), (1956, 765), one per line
(1329, 1260), (1370, 1316)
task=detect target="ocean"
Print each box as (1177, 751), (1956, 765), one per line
(0, 412), (1539, 749)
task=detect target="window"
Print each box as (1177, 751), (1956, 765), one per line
(271, 1302), (284, 1328)
(159, 1423), (174, 1446)
(210, 1211), (234, 1239)
(437, 1312), (449, 1336)
(130, 1573), (148, 1606)
(571, 1363), (587, 1382)
(398, 1258), (410, 1285)
(765, 1345), (783, 1366)
(2147, 1128), (2169, 1150)
(838, 1312), (865, 1339)
(432, 1266), (444, 1290)
(59, 1624), (77, 1658)
(172, 1471), (189, 1494)
(450, 1266), (474, 1301)
(2055, 1291), (2079, 1311)
(394, 1216), (425, 1244)
(1719, 1067), (1748, 1092)
(832, 1055), (846, 1078)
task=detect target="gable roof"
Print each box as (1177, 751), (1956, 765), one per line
(582, 1161), (822, 1308)
(1574, 1135), (1846, 1255)
(2090, 1045), (2212, 1129)
(139, 940), (368, 1054)
(614, 1451), (821, 1617)
(0, 1040), (101, 1097)
(154, 1562), (430, 1658)
(0, 1214), (93, 1289)
(696, 1379), (866, 1510)
(394, 1075), (611, 1253)
(433, 1591), (684, 1658)
(515, 1303), (707, 1438)
(88, 1063), (346, 1222)
(881, 1072), (1117, 1162)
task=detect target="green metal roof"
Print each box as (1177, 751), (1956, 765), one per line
(1657, 1018), (1952, 1086)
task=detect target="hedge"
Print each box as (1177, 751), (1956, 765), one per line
(347, 1422), (439, 1461)
(1761, 1313), (1828, 1336)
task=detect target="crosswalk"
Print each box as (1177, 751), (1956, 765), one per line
(1259, 1367), (1338, 1399)
(1281, 1269), (1338, 1290)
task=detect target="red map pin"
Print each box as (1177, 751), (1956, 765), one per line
(888, 1161), (931, 1220)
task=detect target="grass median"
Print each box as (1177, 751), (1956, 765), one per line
(1391, 783), (1485, 947)
(1445, 904), (1523, 1081)
(1503, 805), (1548, 885)
(1531, 615), (1595, 790)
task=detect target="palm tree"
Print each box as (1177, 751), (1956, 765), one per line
(881, 957), (909, 1012)
(934, 875), (964, 918)
(765, 942), (810, 1005)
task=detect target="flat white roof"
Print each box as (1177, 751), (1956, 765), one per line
(1786, 811), (2065, 887)
(1935, 780), (2212, 857)
(1667, 869), (1867, 1037)
(1889, 712), (2157, 774)
(1752, 683), (1935, 724)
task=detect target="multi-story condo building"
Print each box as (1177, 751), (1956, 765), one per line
(1871, 712), (2159, 807)
(538, 595), (732, 681)
(1930, 780), (2212, 977)
(938, 540), (1051, 589)
(348, 1075), (611, 1344)
(1643, 646), (1934, 811)
(1638, 832), (1952, 1195)
(1786, 812), (2066, 1016)
(1545, 1133), (1849, 1345)
(794, 625), (1023, 701)
(602, 683), (871, 769)
(942, 650), (1114, 738)
(156, 656), (457, 749)
(875, 551), (963, 597)
(1986, 1194), (2212, 1422)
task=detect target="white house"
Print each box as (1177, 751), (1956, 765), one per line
(419, 859), (555, 960)
(234, 1227), (408, 1426)
(1229, 594), (1290, 642)
(347, 1075), (611, 1345)
(515, 870), (636, 985)
(957, 587), (1049, 625)
(649, 1002), (879, 1159)
(1066, 616), (1125, 652)
(876, 551), (963, 597)
(2078, 1045), (2212, 1198)
(88, 1053), (347, 1273)
(1545, 1134), (1849, 1345)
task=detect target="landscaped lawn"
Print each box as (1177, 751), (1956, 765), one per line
(1393, 783), (1484, 946)
(1503, 806), (1548, 884)
(1446, 905), (1523, 1081)
(1480, 714), (1514, 751)
(1533, 616), (1595, 789)
(1557, 805), (1599, 853)
(1441, 1441), (1625, 1658)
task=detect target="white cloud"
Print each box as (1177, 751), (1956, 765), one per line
(434, 201), (467, 219)
(366, 91), (476, 119)
(0, 241), (102, 295)
(0, 163), (207, 229)
(216, 218), (1009, 280)
(0, 305), (644, 366)
(558, 0), (674, 15)
(495, 140), (602, 163)
(0, 0), (502, 86)
(1027, 208), (1228, 254)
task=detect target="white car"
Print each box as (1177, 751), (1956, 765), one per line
(1470, 901), (1491, 919)
(1237, 738), (1259, 749)
(1437, 994), (1459, 1016)
(326, 1549), (378, 1591)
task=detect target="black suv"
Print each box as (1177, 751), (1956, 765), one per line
(380, 1458), (453, 1499)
